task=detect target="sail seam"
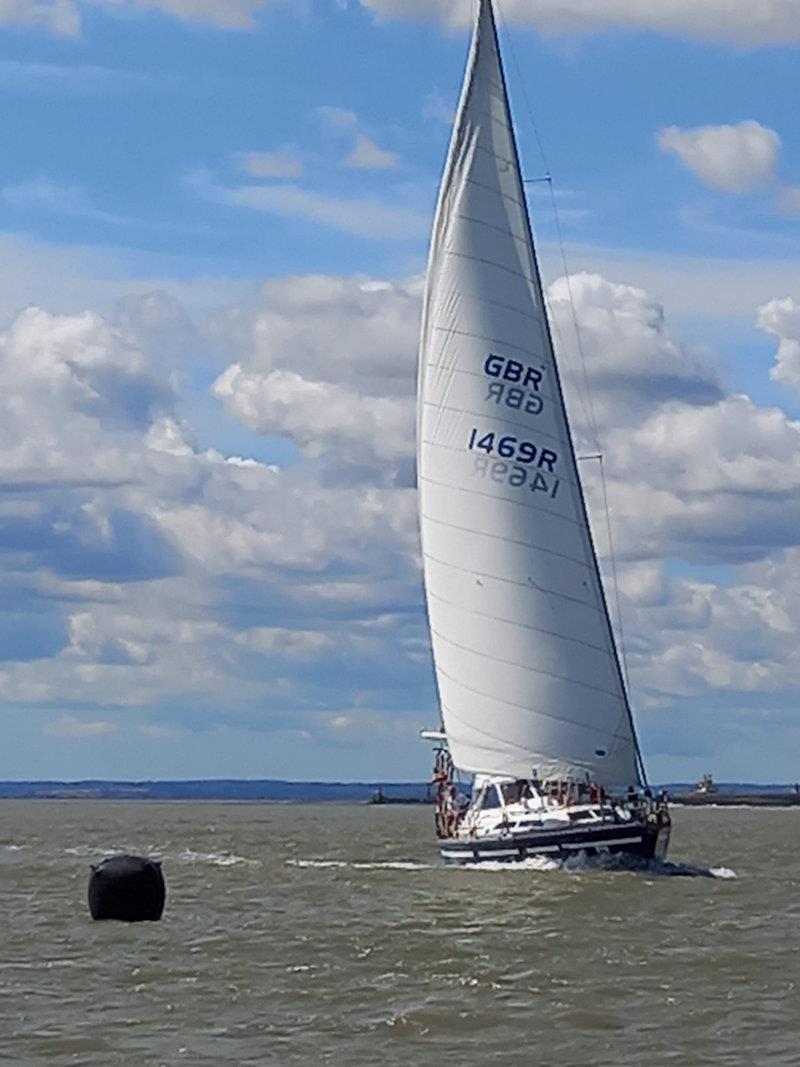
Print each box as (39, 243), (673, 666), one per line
(423, 363), (554, 397)
(454, 211), (532, 250)
(427, 588), (613, 657)
(421, 402), (568, 450)
(422, 439), (577, 488)
(423, 549), (601, 613)
(420, 510), (590, 568)
(427, 289), (541, 324)
(430, 625), (624, 700)
(419, 474), (582, 527)
(441, 703), (626, 773)
(443, 248), (536, 286)
(422, 411), (567, 450)
(430, 325), (544, 360)
(464, 172), (526, 211)
(470, 106), (515, 142)
(439, 701), (569, 764)
(437, 669), (635, 746)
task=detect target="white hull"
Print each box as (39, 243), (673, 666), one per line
(434, 773), (670, 866)
(441, 816), (670, 865)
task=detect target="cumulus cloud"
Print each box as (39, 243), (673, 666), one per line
(657, 121), (780, 194)
(0, 305), (172, 484)
(547, 272), (722, 421)
(192, 170), (426, 240)
(0, 0), (279, 34)
(11, 0), (800, 44)
(358, 0), (800, 46)
(7, 263), (800, 775)
(617, 551), (800, 711)
(758, 296), (800, 393)
(0, 0), (78, 34)
(344, 134), (398, 171)
(543, 274), (800, 570)
(0, 287), (428, 731)
(223, 183), (424, 239)
(90, 0), (279, 29)
(235, 146), (304, 179)
(201, 265), (800, 754)
(212, 274), (420, 479)
(235, 626), (334, 657)
(314, 105), (402, 171)
(45, 712), (118, 737)
(315, 106), (359, 131)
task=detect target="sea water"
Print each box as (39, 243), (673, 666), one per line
(1, 802), (797, 1065)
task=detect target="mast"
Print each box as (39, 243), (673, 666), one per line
(417, 0), (643, 789)
(479, 0), (647, 787)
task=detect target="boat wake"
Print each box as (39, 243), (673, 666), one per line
(288, 856), (735, 879)
(460, 854), (737, 879)
(287, 859), (436, 871)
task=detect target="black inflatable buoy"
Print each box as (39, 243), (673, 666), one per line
(88, 854), (166, 922)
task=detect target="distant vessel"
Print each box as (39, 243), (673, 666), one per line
(417, 0), (670, 864)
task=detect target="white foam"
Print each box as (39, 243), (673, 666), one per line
(286, 856), (737, 879)
(287, 859), (435, 871)
(178, 849), (259, 868)
(459, 855), (561, 873)
(709, 866), (738, 879)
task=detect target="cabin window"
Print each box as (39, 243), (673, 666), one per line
(568, 810), (594, 822)
(501, 780), (530, 805)
(481, 785), (502, 810)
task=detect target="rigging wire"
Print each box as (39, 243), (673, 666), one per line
(495, 0), (600, 451)
(494, 0), (643, 781)
(581, 454), (632, 698)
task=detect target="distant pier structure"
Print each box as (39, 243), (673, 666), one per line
(671, 774), (800, 807)
(696, 774), (717, 795)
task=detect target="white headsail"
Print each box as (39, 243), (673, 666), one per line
(417, 0), (642, 789)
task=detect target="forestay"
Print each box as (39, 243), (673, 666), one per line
(417, 0), (642, 789)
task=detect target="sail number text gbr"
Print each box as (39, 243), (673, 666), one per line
(483, 353), (544, 416)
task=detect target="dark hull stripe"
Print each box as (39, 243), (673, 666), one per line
(440, 822), (669, 865)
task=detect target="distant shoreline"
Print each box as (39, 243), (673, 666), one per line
(0, 779), (431, 803)
(1, 779), (798, 804)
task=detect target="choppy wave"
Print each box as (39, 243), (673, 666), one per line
(63, 845), (130, 859)
(60, 845), (259, 868)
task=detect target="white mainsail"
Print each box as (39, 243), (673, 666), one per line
(417, 0), (642, 789)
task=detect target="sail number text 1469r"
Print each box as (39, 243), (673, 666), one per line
(467, 428), (558, 471)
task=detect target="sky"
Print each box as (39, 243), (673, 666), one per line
(1, 0), (800, 784)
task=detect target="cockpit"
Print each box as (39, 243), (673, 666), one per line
(472, 778), (535, 812)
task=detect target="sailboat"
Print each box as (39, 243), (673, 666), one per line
(417, 0), (671, 865)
